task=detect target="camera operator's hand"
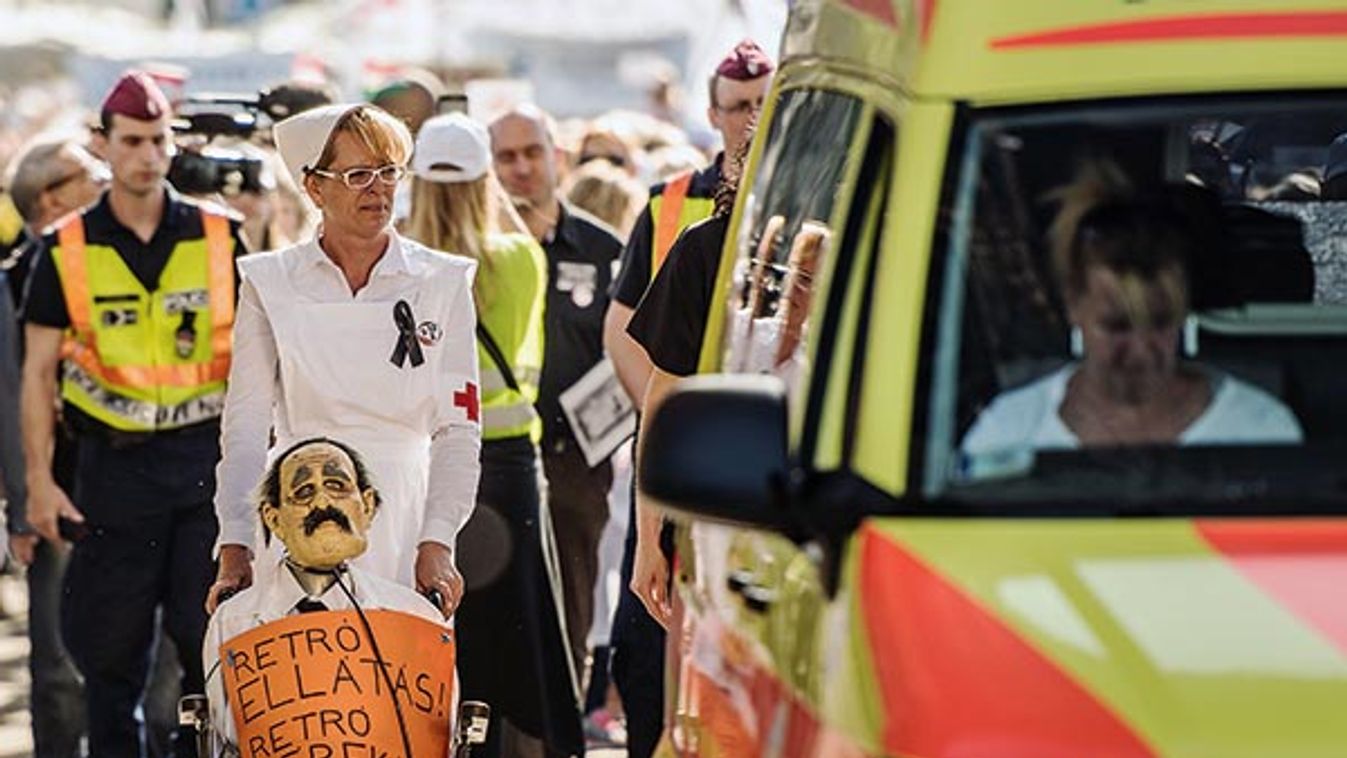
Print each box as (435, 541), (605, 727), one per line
(208, 544), (254, 614)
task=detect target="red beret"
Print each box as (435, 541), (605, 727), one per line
(715, 39), (775, 81)
(100, 71), (172, 122)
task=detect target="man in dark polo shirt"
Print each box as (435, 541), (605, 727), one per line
(604, 40), (774, 406)
(5, 134), (108, 758)
(20, 71), (245, 758)
(602, 40), (772, 758)
(489, 104), (625, 680)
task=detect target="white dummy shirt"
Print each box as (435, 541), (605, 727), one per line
(214, 232), (481, 585)
(962, 363), (1304, 456)
(203, 557), (447, 755)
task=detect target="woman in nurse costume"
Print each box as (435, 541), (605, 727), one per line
(208, 104), (481, 615)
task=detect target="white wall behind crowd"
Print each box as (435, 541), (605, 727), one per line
(1, 0), (787, 119)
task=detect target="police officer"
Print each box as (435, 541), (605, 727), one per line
(489, 104), (625, 679)
(601, 39), (774, 758)
(20, 71), (244, 758)
(4, 135), (107, 758)
(604, 40), (775, 404)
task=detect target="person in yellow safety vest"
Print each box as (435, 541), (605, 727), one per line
(18, 70), (246, 758)
(600, 38), (775, 758)
(0, 194), (27, 262)
(5, 135), (109, 758)
(405, 113), (583, 758)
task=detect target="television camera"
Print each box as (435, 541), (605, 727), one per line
(168, 86), (317, 197)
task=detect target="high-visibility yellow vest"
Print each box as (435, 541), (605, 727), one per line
(0, 194), (23, 250)
(52, 209), (235, 432)
(648, 169), (716, 282)
(476, 232), (546, 442)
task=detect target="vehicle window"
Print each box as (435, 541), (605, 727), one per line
(928, 96), (1347, 513)
(721, 89), (864, 406)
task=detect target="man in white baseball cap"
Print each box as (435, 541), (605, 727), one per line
(209, 103), (483, 633)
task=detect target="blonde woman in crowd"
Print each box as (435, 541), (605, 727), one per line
(405, 112), (583, 758)
(576, 124), (638, 177)
(563, 158), (647, 238)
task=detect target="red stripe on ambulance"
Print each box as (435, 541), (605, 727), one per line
(991, 11), (1347, 49)
(857, 525), (1158, 758)
(1196, 519), (1347, 656)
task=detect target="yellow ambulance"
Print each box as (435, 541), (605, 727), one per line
(639, 1), (1347, 755)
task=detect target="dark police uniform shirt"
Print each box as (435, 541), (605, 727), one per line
(625, 215), (730, 378)
(21, 188), (245, 514)
(1, 226), (38, 309)
(609, 156), (723, 309)
(539, 202), (624, 448)
(24, 189), (245, 328)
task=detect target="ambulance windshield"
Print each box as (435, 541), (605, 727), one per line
(934, 94), (1347, 512)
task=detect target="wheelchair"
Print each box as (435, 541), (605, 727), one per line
(180, 695), (490, 758)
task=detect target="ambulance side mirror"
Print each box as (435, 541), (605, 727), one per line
(639, 374), (795, 533)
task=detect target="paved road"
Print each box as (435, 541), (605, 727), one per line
(0, 575), (31, 758)
(0, 573), (625, 758)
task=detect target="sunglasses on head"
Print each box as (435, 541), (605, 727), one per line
(578, 153), (626, 168)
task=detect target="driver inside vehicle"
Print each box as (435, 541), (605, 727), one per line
(962, 165), (1304, 454)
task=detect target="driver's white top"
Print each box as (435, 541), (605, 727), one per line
(962, 363), (1304, 455)
(214, 232), (481, 585)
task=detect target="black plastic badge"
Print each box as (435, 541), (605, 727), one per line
(175, 310), (198, 358)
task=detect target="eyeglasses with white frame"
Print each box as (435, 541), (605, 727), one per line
(308, 164), (406, 189)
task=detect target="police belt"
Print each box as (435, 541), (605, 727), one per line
(61, 405), (219, 449)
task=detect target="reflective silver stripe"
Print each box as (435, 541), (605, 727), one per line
(481, 367), (507, 393)
(480, 366), (542, 393)
(63, 362), (225, 430)
(482, 401), (536, 432)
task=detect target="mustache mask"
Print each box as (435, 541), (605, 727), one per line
(303, 506), (353, 536)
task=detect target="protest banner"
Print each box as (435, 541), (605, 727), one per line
(219, 610), (456, 758)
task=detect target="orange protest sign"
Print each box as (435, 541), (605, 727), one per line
(219, 610), (456, 758)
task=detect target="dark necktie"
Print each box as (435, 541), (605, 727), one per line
(295, 598), (328, 614)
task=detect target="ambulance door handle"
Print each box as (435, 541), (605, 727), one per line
(727, 569), (755, 593)
(727, 569), (777, 613)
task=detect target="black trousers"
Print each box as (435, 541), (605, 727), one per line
(456, 436), (583, 758)
(541, 438), (613, 678)
(608, 484), (673, 758)
(60, 428), (219, 758)
(29, 431), (84, 758)
(28, 539), (85, 758)
(61, 503), (216, 758)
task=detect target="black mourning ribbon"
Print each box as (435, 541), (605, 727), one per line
(390, 299), (425, 368)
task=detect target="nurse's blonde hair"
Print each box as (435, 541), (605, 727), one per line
(313, 106), (412, 171)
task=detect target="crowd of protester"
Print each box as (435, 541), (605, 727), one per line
(0, 38), (773, 758)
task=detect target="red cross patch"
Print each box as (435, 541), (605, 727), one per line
(454, 382), (480, 423)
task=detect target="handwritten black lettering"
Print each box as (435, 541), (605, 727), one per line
(335, 623), (361, 653)
(331, 658), (361, 696)
(305, 626), (333, 655)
